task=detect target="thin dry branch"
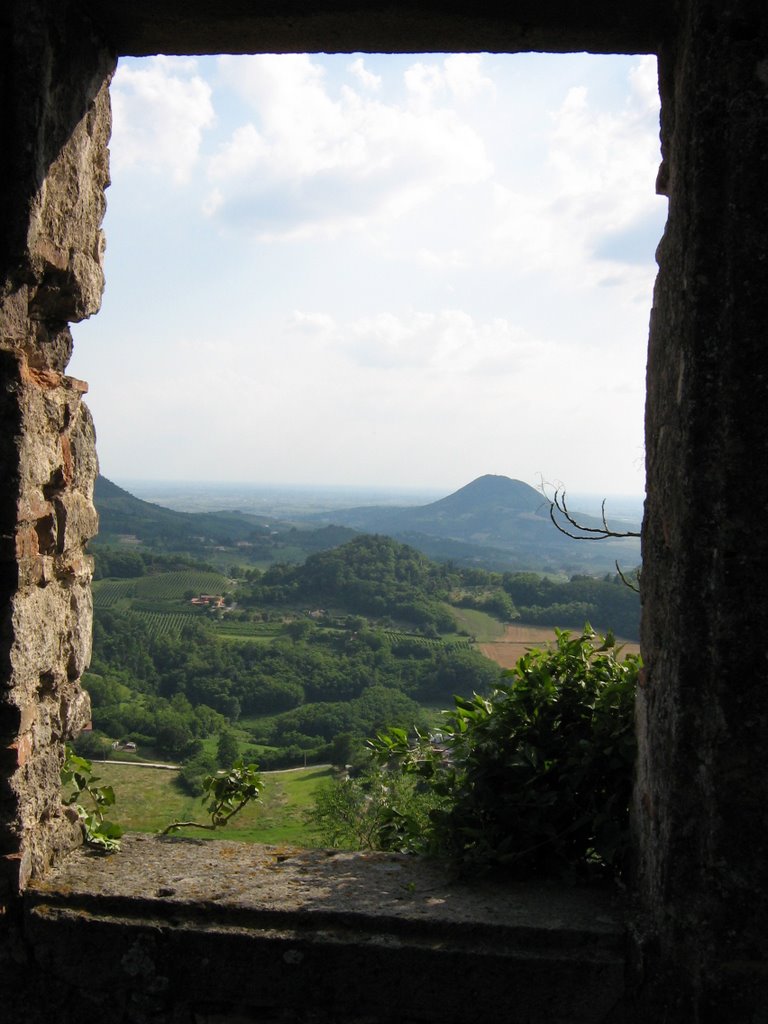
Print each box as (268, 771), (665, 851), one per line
(541, 484), (642, 593)
(614, 560), (641, 594)
(548, 489), (641, 541)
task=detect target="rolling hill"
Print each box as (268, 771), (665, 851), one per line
(93, 474), (641, 575)
(300, 474), (641, 574)
(92, 476), (356, 565)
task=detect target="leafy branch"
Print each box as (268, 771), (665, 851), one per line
(161, 760), (263, 834)
(61, 747), (124, 852)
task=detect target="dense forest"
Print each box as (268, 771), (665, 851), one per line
(235, 534), (640, 640)
(83, 611), (498, 768)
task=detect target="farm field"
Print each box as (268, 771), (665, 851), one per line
(479, 623), (641, 669)
(448, 606), (507, 643)
(383, 630), (472, 651)
(82, 761), (333, 845)
(93, 570), (233, 610)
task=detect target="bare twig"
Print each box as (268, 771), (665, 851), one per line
(540, 482), (642, 593)
(548, 488), (640, 541)
(614, 561), (641, 594)
(160, 796), (252, 835)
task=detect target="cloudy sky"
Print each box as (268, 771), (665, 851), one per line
(69, 51), (666, 498)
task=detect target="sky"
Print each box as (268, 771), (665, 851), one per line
(68, 51), (667, 498)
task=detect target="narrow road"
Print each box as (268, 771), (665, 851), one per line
(90, 759), (332, 775)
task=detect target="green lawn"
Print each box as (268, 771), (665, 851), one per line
(447, 605), (507, 642)
(82, 762), (333, 845)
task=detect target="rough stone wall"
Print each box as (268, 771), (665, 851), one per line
(0, 0), (115, 896)
(86, 0), (670, 57)
(636, 0), (768, 1017)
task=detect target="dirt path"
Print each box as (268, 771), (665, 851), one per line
(91, 759), (332, 776)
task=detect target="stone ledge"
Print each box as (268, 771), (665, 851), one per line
(21, 835), (627, 1024)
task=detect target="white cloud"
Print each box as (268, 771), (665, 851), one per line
(110, 56), (214, 183)
(84, 53), (654, 493)
(477, 56), (664, 292)
(206, 54), (493, 238)
(281, 309), (545, 378)
(443, 54), (495, 101)
(287, 311), (336, 335)
(629, 55), (661, 114)
(546, 59), (663, 254)
(349, 57), (382, 91)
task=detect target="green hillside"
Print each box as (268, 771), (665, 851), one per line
(93, 474), (357, 568)
(299, 474), (641, 574)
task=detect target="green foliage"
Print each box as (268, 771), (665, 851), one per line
(177, 750), (218, 795)
(367, 628), (639, 879)
(456, 588), (517, 622)
(217, 728), (240, 768)
(162, 760), (263, 833)
(61, 746), (124, 852)
(86, 538), (637, 778)
(503, 572), (640, 640)
(70, 728), (113, 760)
(86, 603), (500, 767)
(307, 765), (446, 852)
(244, 535), (458, 634)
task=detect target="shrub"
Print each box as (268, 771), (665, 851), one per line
(370, 627), (639, 879)
(177, 751), (218, 795)
(307, 766), (445, 852)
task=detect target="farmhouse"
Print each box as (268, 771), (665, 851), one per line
(190, 593), (226, 608)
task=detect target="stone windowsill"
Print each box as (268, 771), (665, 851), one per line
(24, 834), (626, 1023)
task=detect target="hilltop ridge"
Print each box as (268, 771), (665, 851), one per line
(300, 474), (640, 574)
(92, 475), (356, 566)
(94, 473), (641, 575)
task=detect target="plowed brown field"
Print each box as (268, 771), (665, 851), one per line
(479, 624), (641, 669)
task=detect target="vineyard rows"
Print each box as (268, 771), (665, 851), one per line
(214, 622), (281, 637)
(93, 579), (137, 608)
(383, 631), (471, 651)
(93, 571), (231, 608)
(133, 571), (231, 600)
(133, 610), (202, 638)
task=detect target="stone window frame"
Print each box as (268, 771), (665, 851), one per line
(4, 3), (767, 1018)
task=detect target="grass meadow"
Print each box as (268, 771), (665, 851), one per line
(447, 605), (508, 642)
(84, 761), (333, 846)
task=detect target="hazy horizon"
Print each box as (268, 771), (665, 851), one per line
(113, 473), (645, 524)
(72, 52), (663, 496)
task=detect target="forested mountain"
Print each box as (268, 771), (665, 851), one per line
(94, 473), (641, 575)
(299, 474), (641, 574)
(235, 534), (640, 638)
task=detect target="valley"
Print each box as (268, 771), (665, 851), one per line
(78, 474), (642, 840)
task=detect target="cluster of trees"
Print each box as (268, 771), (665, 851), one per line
(92, 547), (217, 580)
(235, 536), (639, 640)
(501, 572), (640, 640)
(236, 535), (459, 634)
(311, 628), (639, 880)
